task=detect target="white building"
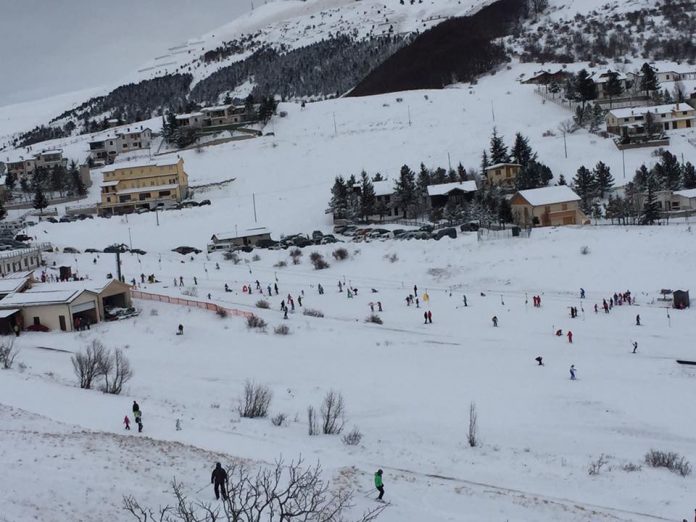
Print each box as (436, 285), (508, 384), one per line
(605, 103), (696, 136)
(88, 126), (152, 165)
(208, 227), (272, 252)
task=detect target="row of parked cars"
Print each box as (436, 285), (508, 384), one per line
(333, 223), (472, 242)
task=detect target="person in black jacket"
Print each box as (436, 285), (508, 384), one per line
(211, 462), (228, 500)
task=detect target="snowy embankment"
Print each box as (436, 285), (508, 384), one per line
(2, 224), (696, 521)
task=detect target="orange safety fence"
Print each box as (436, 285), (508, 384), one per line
(131, 290), (254, 319)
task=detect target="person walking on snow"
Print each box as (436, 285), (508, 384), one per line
(427, 310), (432, 324)
(374, 469), (385, 501)
(636, 314), (641, 326)
(423, 311), (428, 324)
(211, 462), (228, 500)
(492, 316), (498, 327)
(135, 409), (143, 432)
(632, 341), (638, 354)
(123, 415), (131, 430)
(569, 365), (577, 380)
(132, 401), (140, 416)
(567, 330), (573, 343)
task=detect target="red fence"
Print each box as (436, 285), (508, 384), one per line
(131, 290), (254, 319)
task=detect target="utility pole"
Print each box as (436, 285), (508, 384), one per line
(252, 193), (257, 223)
(128, 227), (133, 250)
(491, 101), (495, 123)
(115, 248), (122, 282)
(332, 112), (337, 137)
(155, 207), (160, 226)
(407, 105), (412, 126)
(447, 152), (452, 171)
(563, 131), (568, 159)
(622, 148), (626, 179)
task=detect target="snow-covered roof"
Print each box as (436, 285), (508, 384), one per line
(212, 227), (270, 241)
(373, 180), (394, 197)
(37, 149), (63, 156)
(608, 103), (695, 119)
(26, 279), (126, 295)
(0, 289), (88, 306)
(0, 277), (29, 294)
(674, 189), (696, 199)
(3, 270), (35, 280)
(116, 183), (179, 195)
(115, 128), (151, 137)
(515, 186), (580, 206)
(427, 181), (478, 196)
(175, 112), (204, 120)
(486, 162), (521, 171)
(202, 104), (232, 112)
(591, 70), (627, 83)
(101, 180), (119, 187)
(101, 158), (181, 174)
(0, 308), (19, 318)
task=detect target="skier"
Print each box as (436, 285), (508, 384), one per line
(462, 294), (467, 307)
(580, 288), (585, 299)
(176, 418), (182, 431)
(415, 297), (419, 308)
(135, 409), (143, 433)
(632, 341), (638, 354)
(267, 285), (272, 296)
(177, 324), (184, 336)
(284, 308), (288, 320)
(179, 276), (183, 286)
(636, 314), (641, 326)
(132, 401), (140, 416)
(123, 415), (131, 430)
(317, 284), (324, 295)
(298, 296), (302, 307)
(427, 310), (432, 324)
(338, 281), (343, 292)
(535, 356), (544, 366)
(193, 276), (198, 285)
(423, 311), (428, 324)
(208, 293), (211, 300)
(567, 330), (573, 343)
(274, 283), (279, 295)
(413, 285), (418, 296)
(224, 283), (229, 292)
(13, 323), (19, 337)
(569, 364), (577, 380)
(374, 469), (385, 501)
(377, 301), (382, 312)
(370, 303), (374, 312)
(211, 462), (228, 501)
(492, 316), (498, 327)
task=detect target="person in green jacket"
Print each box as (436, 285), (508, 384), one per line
(374, 469), (384, 501)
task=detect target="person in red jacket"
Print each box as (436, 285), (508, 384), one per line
(123, 415), (130, 430)
(567, 330), (573, 343)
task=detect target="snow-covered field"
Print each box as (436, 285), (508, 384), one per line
(2, 224), (696, 521)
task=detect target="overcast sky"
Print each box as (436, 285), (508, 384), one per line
(0, 0), (252, 107)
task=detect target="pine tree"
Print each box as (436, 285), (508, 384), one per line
(0, 199), (6, 221)
(5, 170), (16, 193)
(480, 150), (489, 175)
(372, 172), (384, 182)
(443, 197), (462, 224)
(417, 163), (431, 193)
(20, 177), (30, 193)
(359, 171), (376, 221)
(33, 185), (48, 214)
(163, 112), (178, 143)
(329, 176), (349, 219)
(682, 162), (696, 189)
(457, 163), (467, 182)
(71, 170), (87, 197)
(50, 165), (66, 197)
(654, 150), (682, 191)
(574, 69), (597, 108)
(510, 132), (535, 168)
(572, 166), (595, 214)
(641, 168), (660, 225)
(489, 129), (509, 165)
(633, 164), (650, 191)
(640, 63), (659, 98)
(589, 103), (604, 133)
(447, 169), (458, 183)
(432, 167), (447, 185)
(498, 197), (513, 223)
(394, 165), (417, 218)
(557, 174), (567, 185)
(593, 161), (614, 198)
(604, 72), (623, 107)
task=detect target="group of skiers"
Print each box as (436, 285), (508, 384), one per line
(124, 401), (143, 433)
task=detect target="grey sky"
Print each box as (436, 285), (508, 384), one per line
(0, 0), (252, 107)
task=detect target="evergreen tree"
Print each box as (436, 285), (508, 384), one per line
(498, 197), (513, 223)
(447, 169), (458, 183)
(593, 161), (614, 198)
(20, 177), (30, 193)
(641, 168), (660, 225)
(489, 129), (509, 165)
(5, 170), (16, 193)
(432, 167), (447, 185)
(682, 162), (696, 189)
(394, 165), (417, 218)
(71, 170), (87, 196)
(574, 69), (597, 108)
(572, 165), (595, 214)
(50, 165), (66, 196)
(604, 72), (623, 107)
(0, 199), (6, 221)
(372, 172), (384, 182)
(162, 112), (178, 143)
(644, 110), (659, 137)
(557, 174), (567, 185)
(480, 150), (489, 175)
(574, 105), (588, 128)
(443, 197), (462, 224)
(359, 171), (376, 221)
(329, 176), (349, 219)
(457, 163), (467, 182)
(640, 63), (659, 98)
(417, 163), (431, 193)
(510, 132), (535, 168)
(589, 103), (604, 133)
(654, 150), (682, 191)
(244, 94), (255, 115)
(633, 164), (650, 191)
(33, 185), (48, 214)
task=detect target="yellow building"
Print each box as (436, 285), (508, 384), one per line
(511, 186), (588, 227)
(98, 158), (189, 215)
(484, 163), (521, 188)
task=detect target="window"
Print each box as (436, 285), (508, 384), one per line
(139, 193), (150, 201)
(506, 172), (511, 178)
(159, 190), (171, 197)
(119, 195), (131, 203)
(33, 317), (40, 326)
(561, 203), (568, 210)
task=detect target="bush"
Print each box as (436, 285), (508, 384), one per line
(308, 405), (319, 436)
(332, 248), (349, 260)
(588, 454), (610, 475)
(100, 348), (134, 395)
(321, 390), (346, 435)
(238, 381), (272, 418)
(181, 286), (198, 297)
(290, 248), (303, 265)
(216, 308), (228, 318)
(384, 253), (398, 263)
(256, 299), (270, 309)
(303, 308), (324, 318)
(467, 402), (479, 448)
(622, 462), (642, 473)
(644, 450), (692, 477)
(252, 254), (261, 262)
(0, 340), (19, 369)
(310, 252), (329, 270)
(224, 251), (241, 264)
(271, 413), (287, 427)
(274, 324), (290, 335)
(247, 315), (267, 330)
(149, 308), (159, 316)
(274, 260), (287, 268)
(71, 340), (110, 389)
(341, 426), (363, 446)
(365, 314), (383, 325)
(580, 245), (590, 255)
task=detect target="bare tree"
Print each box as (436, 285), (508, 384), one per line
(321, 390), (346, 435)
(308, 405), (319, 436)
(124, 460), (387, 522)
(0, 339), (19, 369)
(101, 349), (134, 395)
(467, 402), (479, 447)
(238, 381), (273, 418)
(71, 340), (109, 389)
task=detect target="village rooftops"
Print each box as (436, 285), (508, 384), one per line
(25, 279), (127, 295)
(591, 70), (628, 82)
(486, 162), (522, 170)
(516, 186), (580, 206)
(101, 158), (181, 174)
(372, 180), (395, 197)
(0, 289), (90, 307)
(608, 103), (694, 119)
(674, 188), (696, 199)
(426, 181), (478, 196)
(175, 112), (204, 120)
(201, 104), (233, 112)
(212, 227), (270, 241)
(0, 276), (30, 294)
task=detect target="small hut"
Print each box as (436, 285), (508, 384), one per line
(673, 290), (690, 309)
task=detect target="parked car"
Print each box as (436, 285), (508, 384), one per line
(434, 227), (457, 240)
(63, 247), (81, 254)
(45, 217), (58, 223)
(256, 239), (280, 249)
(85, 248), (102, 253)
(172, 246), (202, 255)
(131, 248), (147, 255)
(59, 217), (72, 223)
(198, 199), (211, 206)
(104, 244), (129, 253)
(14, 234), (32, 242)
(460, 222), (480, 232)
(136, 207), (150, 214)
(181, 200), (199, 208)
